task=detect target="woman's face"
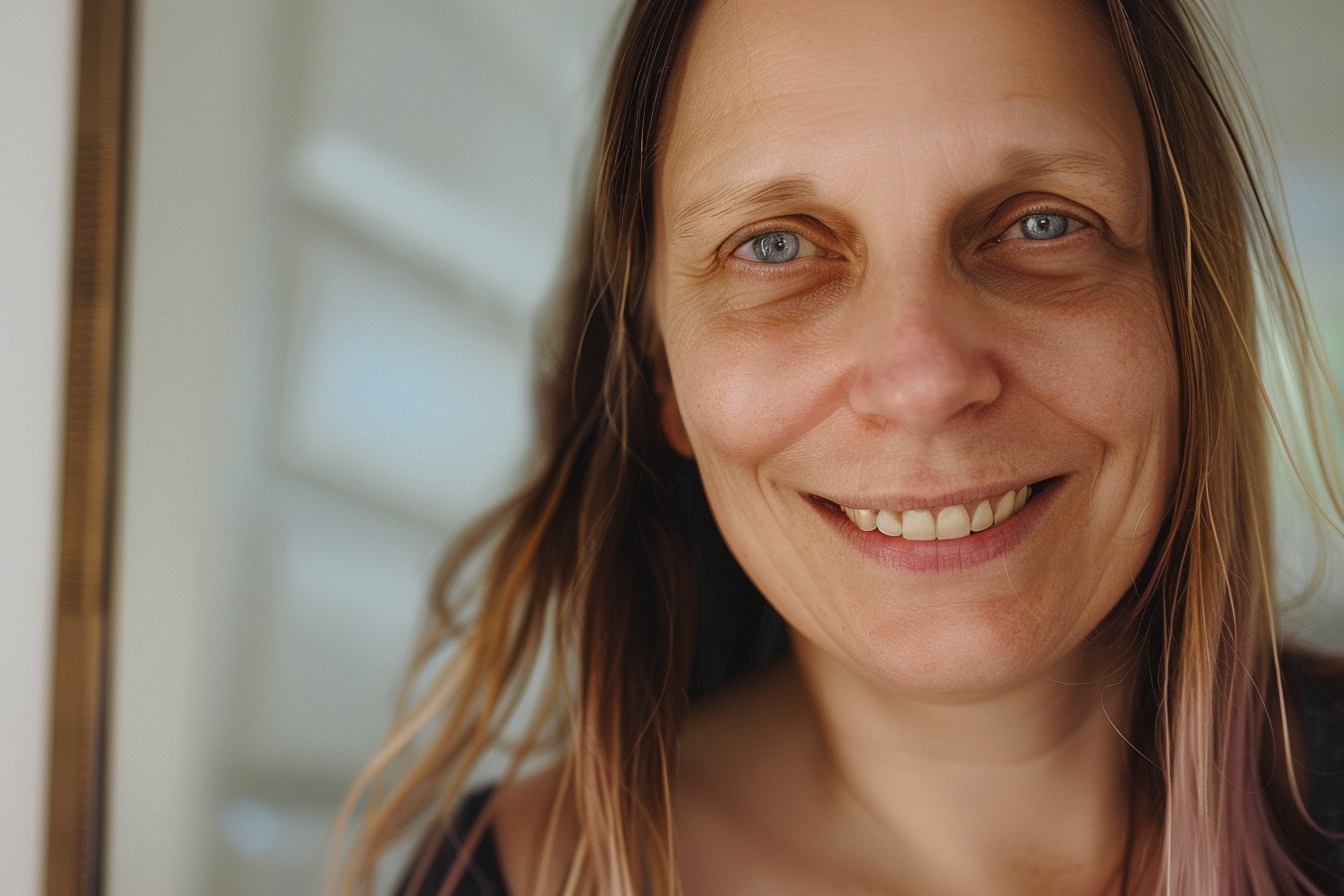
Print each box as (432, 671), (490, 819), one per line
(651, 0), (1179, 697)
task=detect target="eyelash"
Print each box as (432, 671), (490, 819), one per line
(994, 208), (1088, 243)
(729, 228), (828, 265)
(724, 206), (1089, 267)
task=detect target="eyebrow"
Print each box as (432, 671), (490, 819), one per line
(669, 176), (821, 243)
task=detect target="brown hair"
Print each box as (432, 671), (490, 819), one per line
(328, 0), (1344, 893)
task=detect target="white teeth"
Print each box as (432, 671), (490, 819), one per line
(902, 509), (936, 541)
(970, 499), (994, 532)
(841, 484), (1037, 542)
(875, 509), (902, 536)
(935, 505), (971, 540)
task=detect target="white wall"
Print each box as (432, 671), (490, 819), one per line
(106, 3), (277, 893)
(105, 1), (607, 893)
(0, 2), (79, 896)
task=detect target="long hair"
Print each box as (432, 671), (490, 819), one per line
(328, 0), (1344, 893)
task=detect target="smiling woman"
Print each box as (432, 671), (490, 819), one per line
(651, 0), (1177, 713)
(328, 0), (1344, 894)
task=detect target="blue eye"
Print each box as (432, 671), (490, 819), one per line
(753, 231), (800, 263)
(732, 230), (823, 264)
(1021, 214), (1068, 239)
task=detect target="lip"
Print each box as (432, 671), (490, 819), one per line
(816, 478), (1040, 515)
(808, 476), (1062, 573)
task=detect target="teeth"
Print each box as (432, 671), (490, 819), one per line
(970, 499), (994, 532)
(902, 509), (936, 541)
(875, 508), (902, 536)
(841, 485), (1036, 542)
(935, 504), (971, 540)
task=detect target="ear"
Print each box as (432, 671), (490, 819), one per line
(651, 343), (695, 459)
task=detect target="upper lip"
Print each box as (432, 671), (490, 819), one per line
(813, 476), (1054, 511)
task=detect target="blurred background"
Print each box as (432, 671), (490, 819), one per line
(105, 1), (1344, 895)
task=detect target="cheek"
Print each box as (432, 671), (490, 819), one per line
(1015, 286), (1178, 452)
(1015, 290), (1180, 608)
(667, 322), (845, 463)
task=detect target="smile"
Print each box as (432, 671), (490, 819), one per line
(838, 486), (1033, 542)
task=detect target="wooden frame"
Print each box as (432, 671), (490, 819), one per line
(45, 0), (134, 894)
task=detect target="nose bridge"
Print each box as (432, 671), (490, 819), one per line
(847, 255), (1000, 432)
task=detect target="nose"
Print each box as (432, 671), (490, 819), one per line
(846, 272), (1001, 434)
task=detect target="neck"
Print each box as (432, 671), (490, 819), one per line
(789, 641), (1138, 896)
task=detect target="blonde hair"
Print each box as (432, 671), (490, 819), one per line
(329, 0), (1344, 893)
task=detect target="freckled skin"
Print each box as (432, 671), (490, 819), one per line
(653, 0), (1175, 699)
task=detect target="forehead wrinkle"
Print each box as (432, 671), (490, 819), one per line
(669, 176), (821, 244)
(994, 146), (1142, 199)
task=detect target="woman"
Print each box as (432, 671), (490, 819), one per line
(331, 0), (1344, 893)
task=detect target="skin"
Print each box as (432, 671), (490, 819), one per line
(496, 0), (1179, 893)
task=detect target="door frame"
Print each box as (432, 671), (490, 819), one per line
(45, 0), (133, 894)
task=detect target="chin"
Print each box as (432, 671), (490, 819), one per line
(813, 591), (1109, 702)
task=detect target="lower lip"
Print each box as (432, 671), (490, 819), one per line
(811, 478), (1060, 573)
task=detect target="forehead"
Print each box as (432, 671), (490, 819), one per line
(658, 0), (1145, 225)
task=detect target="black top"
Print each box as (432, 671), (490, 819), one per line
(1295, 656), (1344, 891)
(398, 662), (1344, 896)
(397, 788), (508, 896)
